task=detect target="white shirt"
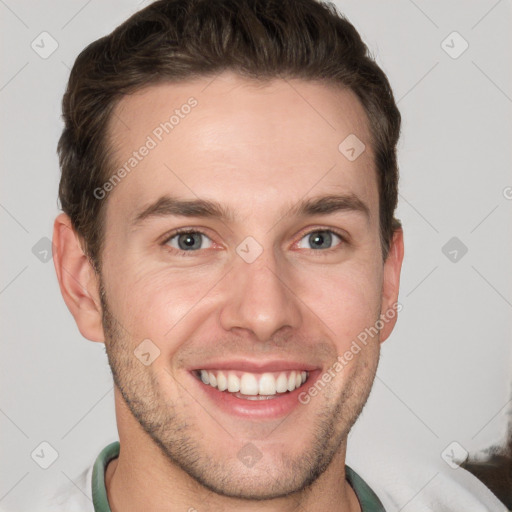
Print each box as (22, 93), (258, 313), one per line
(17, 441), (508, 512)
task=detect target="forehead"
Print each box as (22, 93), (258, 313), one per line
(105, 72), (377, 227)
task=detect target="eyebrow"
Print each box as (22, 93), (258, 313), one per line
(130, 193), (370, 228)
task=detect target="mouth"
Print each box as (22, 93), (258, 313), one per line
(189, 363), (320, 419)
(193, 369), (310, 400)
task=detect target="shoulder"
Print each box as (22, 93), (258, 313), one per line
(348, 444), (507, 512)
(27, 464), (95, 512)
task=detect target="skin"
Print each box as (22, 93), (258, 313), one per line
(53, 71), (404, 511)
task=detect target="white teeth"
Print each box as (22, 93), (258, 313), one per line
(227, 372), (240, 392)
(258, 373), (277, 395)
(198, 369), (309, 395)
(235, 393), (276, 400)
(240, 373), (259, 395)
(287, 371), (296, 392)
(217, 371), (228, 391)
(276, 373), (288, 393)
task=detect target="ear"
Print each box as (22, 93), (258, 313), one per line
(379, 228), (404, 343)
(52, 213), (105, 342)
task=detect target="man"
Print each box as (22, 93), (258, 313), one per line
(48, 0), (507, 510)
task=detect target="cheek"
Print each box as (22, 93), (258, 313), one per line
(109, 262), (221, 341)
(293, 262), (381, 345)
(103, 240), (383, 352)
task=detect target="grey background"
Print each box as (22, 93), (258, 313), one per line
(1, 0), (511, 509)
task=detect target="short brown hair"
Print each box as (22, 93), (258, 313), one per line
(58, 0), (401, 272)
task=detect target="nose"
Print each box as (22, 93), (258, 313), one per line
(219, 248), (302, 343)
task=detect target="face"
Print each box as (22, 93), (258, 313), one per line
(96, 72), (401, 499)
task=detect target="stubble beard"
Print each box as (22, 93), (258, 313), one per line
(99, 280), (380, 501)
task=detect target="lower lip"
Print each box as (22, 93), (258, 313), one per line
(191, 370), (320, 420)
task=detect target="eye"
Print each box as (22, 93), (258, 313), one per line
(165, 230), (213, 252)
(296, 230), (343, 250)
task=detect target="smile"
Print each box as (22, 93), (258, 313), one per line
(189, 363), (319, 419)
(194, 369), (309, 398)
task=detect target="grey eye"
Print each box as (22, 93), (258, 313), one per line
(297, 230), (342, 250)
(167, 232), (213, 251)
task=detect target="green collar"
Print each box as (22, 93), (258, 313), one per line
(92, 441), (385, 511)
(92, 442), (119, 512)
(345, 464), (386, 511)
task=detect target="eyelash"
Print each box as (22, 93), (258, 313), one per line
(160, 227), (348, 256)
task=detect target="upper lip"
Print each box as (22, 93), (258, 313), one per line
(190, 359), (320, 373)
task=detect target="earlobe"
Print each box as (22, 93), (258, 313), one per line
(379, 228), (404, 343)
(52, 213), (105, 343)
